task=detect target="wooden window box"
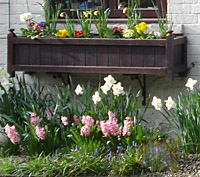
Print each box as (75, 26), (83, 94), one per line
(8, 31), (187, 81)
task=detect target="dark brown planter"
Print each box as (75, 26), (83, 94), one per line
(7, 31), (187, 81)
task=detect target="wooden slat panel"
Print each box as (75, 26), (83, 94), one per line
(174, 45), (184, 66)
(155, 47), (166, 67)
(73, 46), (85, 66)
(97, 46), (109, 66)
(52, 45), (62, 65)
(29, 45), (40, 65)
(14, 45), (29, 64)
(40, 45), (52, 65)
(132, 47), (143, 67)
(119, 46), (132, 67)
(109, 46), (119, 66)
(63, 46), (74, 65)
(86, 46), (97, 66)
(143, 47), (155, 67)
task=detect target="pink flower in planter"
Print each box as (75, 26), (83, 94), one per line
(81, 115), (94, 127)
(5, 124), (20, 144)
(30, 113), (40, 126)
(73, 115), (80, 125)
(61, 116), (69, 126)
(80, 125), (90, 136)
(35, 125), (45, 141)
(122, 117), (132, 136)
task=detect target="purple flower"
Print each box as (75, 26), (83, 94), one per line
(109, 151), (112, 162)
(155, 147), (159, 153)
(132, 141), (137, 148)
(136, 149), (139, 153)
(109, 156), (112, 162)
(93, 149), (98, 156)
(55, 150), (58, 156)
(75, 145), (79, 151)
(127, 145), (130, 151)
(38, 21), (46, 27)
(49, 155), (53, 160)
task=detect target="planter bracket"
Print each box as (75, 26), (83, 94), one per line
(130, 74), (146, 105)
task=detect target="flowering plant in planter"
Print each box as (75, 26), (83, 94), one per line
(18, 0), (168, 39)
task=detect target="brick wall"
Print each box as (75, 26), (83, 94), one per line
(0, 0), (199, 129)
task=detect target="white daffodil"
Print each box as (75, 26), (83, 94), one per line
(20, 12), (32, 22)
(112, 82), (125, 96)
(100, 83), (112, 95)
(1, 80), (13, 92)
(164, 96), (176, 110)
(0, 88), (5, 97)
(0, 70), (10, 80)
(75, 84), (84, 95)
(151, 96), (162, 111)
(92, 91), (101, 104)
(104, 75), (116, 85)
(185, 78), (197, 90)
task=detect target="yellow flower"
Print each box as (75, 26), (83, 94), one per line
(55, 29), (69, 38)
(123, 7), (127, 14)
(93, 10), (98, 16)
(135, 22), (148, 33)
(60, 12), (65, 18)
(135, 24), (140, 33)
(139, 22), (148, 31)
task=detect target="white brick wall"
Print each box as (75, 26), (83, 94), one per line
(0, 0), (200, 128)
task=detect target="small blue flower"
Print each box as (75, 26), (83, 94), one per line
(49, 155), (53, 160)
(136, 149), (139, 153)
(119, 143), (122, 153)
(132, 141), (137, 148)
(75, 145), (79, 151)
(55, 150), (58, 156)
(127, 145), (130, 151)
(93, 149), (98, 156)
(38, 21), (46, 27)
(155, 147), (159, 153)
(108, 156), (112, 162)
(108, 151), (112, 161)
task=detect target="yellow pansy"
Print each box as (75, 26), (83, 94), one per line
(135, 22), (148, 33)
(55, 29), (69, 38)
(139, 22), (148, 31)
